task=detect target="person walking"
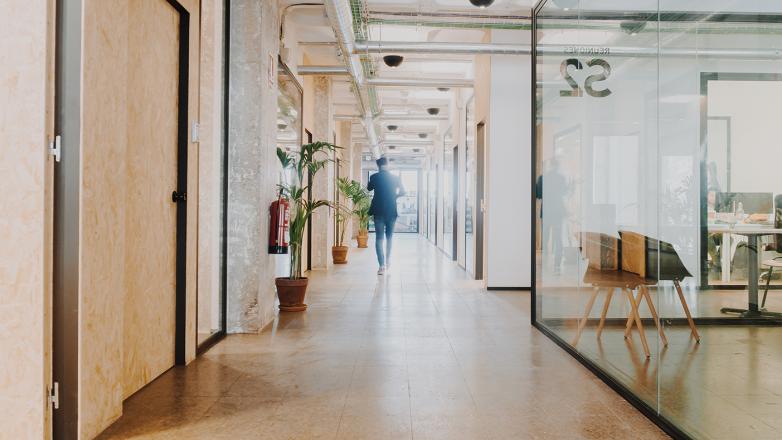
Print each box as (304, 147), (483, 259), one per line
(367, 156), (405, 275)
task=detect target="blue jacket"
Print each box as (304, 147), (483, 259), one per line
(367, 170), (405, 218)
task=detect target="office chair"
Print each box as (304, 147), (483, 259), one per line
(761, 195), (782, 309)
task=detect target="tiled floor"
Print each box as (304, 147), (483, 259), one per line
(99, 236), (667, 439)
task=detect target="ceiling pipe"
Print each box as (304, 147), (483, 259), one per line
(297, 65), (350, 75)
(324, 0), (381, 157)
(379, 114), (449, 121)
(367, 78), (473, 88)
(354, 40), (530, 55)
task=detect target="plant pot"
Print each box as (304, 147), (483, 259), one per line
(357, 230), (369, 248)
(275, 277), (309, 312)
(332, 245), (349, 264)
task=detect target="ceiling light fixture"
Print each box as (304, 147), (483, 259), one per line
(413, 148), (421, 153)
(437, 87), (450, 92)
(469, 0), (495, 8)
(427, 108), (440, 116)
(387, 125), (398, 131)
(418, 133), (427, 139)
(383, 55), (404, 68)
(388, 145), (397, 150)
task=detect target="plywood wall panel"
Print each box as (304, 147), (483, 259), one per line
(79, 1), (129, 437)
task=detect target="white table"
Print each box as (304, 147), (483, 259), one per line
(710, 224), (782, 317)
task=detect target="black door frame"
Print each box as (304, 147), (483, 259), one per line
(167, 0), (190, 367)
(452, 145), (459, 261)
(475, 122), (486, 280)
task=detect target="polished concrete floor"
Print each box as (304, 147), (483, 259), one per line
(99, 236), (667, 439)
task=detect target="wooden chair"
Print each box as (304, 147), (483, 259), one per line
(619, 230), (700, 343)
(572, 232), (656, 358)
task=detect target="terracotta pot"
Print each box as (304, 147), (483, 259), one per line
(357, 230), (369, 248)
(275, 277), (309, 312)
(332, 245), (349, 264)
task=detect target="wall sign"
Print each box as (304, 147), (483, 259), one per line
(560, 58), (612, 98)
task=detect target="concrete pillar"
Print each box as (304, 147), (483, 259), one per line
(226, 0), (280, 333)
(310, 76), (334, 269)
(351, 136), (364, 238)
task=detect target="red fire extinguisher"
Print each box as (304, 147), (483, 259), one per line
(269, 197), (289, 254)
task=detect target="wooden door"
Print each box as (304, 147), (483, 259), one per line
(123, 0), (183, 398)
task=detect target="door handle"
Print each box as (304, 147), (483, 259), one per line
(172, 191), (187, 203)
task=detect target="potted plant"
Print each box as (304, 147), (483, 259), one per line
(338, 177), (371, 248)
(332, 197), (350, 264)
(275, 141), (339, 311)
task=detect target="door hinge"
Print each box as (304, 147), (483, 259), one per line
(49, 382), (59, 410)
(48, 135), (61, 162)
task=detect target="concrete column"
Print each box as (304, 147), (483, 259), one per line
(226, 0), (280, 333)
(310, 76), (334, 269)
(352, 137), (364, 238)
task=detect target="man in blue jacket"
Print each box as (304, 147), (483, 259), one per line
(368, 157), (405, 275)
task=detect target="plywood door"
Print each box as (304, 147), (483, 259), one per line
(123, 0), (180, 398)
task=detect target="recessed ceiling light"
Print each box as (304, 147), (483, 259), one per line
(387, 125), (398, 131)
(383, 55), (404, 68)
(469, 0), (495, 8)
(427, 108), (440, 116)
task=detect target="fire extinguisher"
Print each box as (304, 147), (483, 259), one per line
(269, 197), (289, 254)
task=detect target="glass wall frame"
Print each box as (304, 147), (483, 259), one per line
(531, 2), (782, 439)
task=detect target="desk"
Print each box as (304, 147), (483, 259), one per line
(711, 225), (782, 318)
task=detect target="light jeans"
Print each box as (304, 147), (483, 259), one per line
(374, 215), (397, 267)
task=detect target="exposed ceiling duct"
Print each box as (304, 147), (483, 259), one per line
(354, 40), (530, 55)
(323, 0), (381, 157)
(297, 65), (349, 75)
(367, 78), (473, 88)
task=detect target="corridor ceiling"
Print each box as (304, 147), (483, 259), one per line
(284, 0), (531, 166)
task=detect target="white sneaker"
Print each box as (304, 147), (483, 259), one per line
(377, 266), (386, 275)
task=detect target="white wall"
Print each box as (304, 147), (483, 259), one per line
(486, 29), (532, 288)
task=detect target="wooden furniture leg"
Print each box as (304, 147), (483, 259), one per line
(624, 289), (643, 338)
(674, 280), (700, 343)
(572, 287), (601, 346)
(596, 288), (615, 339)
(641, 285), (668, 347)
(625, 288), (651, 358)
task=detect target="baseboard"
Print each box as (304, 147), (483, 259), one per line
(487, 286), (531, 291)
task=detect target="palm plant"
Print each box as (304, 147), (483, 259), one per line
(337, 177), (372, 237)
(276, 141), (339, 279)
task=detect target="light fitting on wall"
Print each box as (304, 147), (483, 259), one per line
(427, 108), (440, 116)
(437, 87), (450, 92)
(418, 133), (427, 139)
(387, 124), (398, 132)
(383, 55), (404, 68)
(277, 123), (288, 130)
(388, 145), (397, 150)
(413, 148), (421, 153)
(469, 0), (495, 8)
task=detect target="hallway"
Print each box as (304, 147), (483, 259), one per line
(99, 236), (665, 439)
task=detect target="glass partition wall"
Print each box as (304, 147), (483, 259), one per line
(533, 2), (782, 438)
